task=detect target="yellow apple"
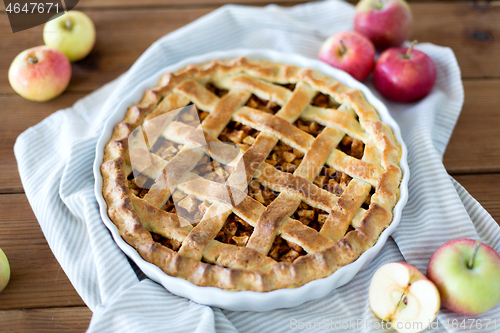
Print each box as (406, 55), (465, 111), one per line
(43, 10), (96, 62)
(0, 248), (10, 292)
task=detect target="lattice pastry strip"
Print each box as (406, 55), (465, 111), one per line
(217, 74), (292, 105)
(133, 190), (277, 273)
(177, 173), (334, 261)
(130, 88), (250, 208)
(229, 103), (383, 186)
(174, 81), (317, 265)
(319, 179), (372, 241)
(101, 57), (403, 291)
(178, 80), (330, 262)
(300, 106), (367, 141)
(224, 81), (318, 188)
(180, 98), (367, 264)
(225, 98), (378, 241)
(246, 127), (344, 255)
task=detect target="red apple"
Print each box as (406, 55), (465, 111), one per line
(8, 46), (71, 102)
(354, 0), (412, 51)
(373, 41), (436, 103)
(369, 262), (440, 333)
(318, 31), (375, 82)
(427, 239), (500, 316)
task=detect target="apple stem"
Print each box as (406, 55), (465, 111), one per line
(467, 240), (481, 269)
(339, 40), (347, 56)
(28, 56), (38, 65)
(404, 40), (418, 59)
(376, 0), (383, 10)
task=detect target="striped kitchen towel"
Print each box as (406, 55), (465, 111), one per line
(14, 1), (500, 332)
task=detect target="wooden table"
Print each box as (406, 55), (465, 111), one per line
(0, 0), (499, 331)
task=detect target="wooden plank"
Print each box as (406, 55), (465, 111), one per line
(0, 93), (85, 194)
(443, 80), (500, 174)
(411, 2), (500, 79)
(0, 307), (91, 333)
(1, 2), (500, 96)
(455, 173), (500, 226)
(0, 194), (86, 310)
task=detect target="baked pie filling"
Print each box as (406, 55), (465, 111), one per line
(102, 58), (402, 291)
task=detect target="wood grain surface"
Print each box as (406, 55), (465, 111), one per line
(0, 0), (499, 332)
(0, 194), (85, 310)
(443, 80), (500, 174)
(0, 307), (92, 333)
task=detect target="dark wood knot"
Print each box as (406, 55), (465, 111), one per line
(471, 30), (493, 42)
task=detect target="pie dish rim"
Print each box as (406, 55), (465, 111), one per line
(93, 49), (410, 311)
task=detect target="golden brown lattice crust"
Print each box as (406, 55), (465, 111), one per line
(101, 57), (402, 291)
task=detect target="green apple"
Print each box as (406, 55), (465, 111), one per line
(427, 239), (500, 315)
(43, 11), (96, 62)
(0, 248), (10, 292)
(369, 262), (440, 333)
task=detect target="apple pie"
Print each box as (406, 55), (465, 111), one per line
(101, 57), (402, 291)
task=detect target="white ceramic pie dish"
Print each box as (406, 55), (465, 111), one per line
(94, 49), (409, 312)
